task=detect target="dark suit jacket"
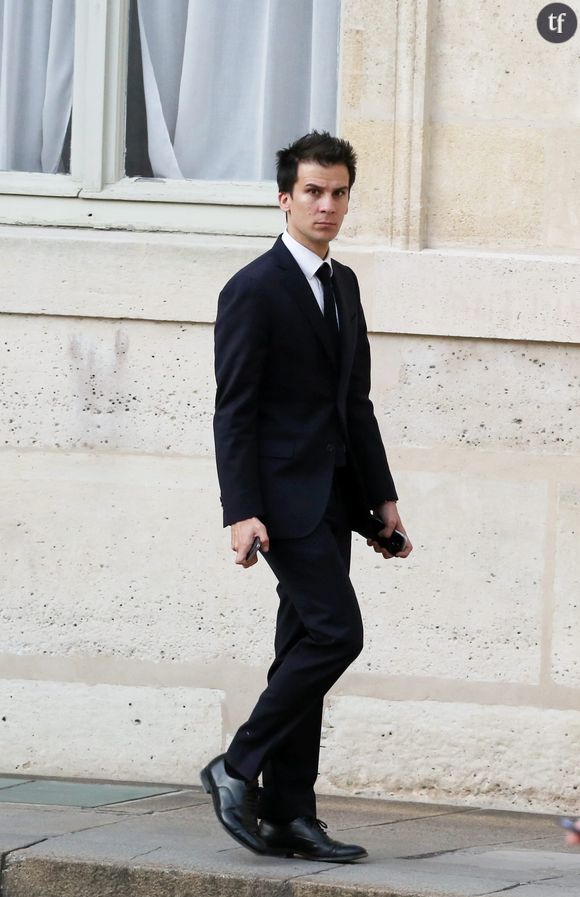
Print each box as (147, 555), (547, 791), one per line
(213, 236), (398, 540)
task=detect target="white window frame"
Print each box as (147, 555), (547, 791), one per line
(0, 0), (284, 236)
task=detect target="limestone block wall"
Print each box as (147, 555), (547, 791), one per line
(340, 0), (580, 253)
(1, 248), (579, 812)
(1, 0), (579, 812)
(426, 0), (580, 252)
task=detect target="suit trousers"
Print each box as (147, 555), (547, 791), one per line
(225, 469), (364, 821)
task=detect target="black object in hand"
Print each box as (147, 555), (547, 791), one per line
(245, 537), (261, 561)
(367, 514), (407, 554)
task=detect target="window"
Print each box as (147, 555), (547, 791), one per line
(126, 0), (340, 181)
(0, 0), (341, 234)
(0, 0), (74, 174)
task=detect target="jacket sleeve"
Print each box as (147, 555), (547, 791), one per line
(213, 273), (270, 526)
(346, 274), (399, 507)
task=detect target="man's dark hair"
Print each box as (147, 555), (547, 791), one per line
(276, 131), (357, 194)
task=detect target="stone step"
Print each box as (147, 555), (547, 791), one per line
(1, 783), (577, 897)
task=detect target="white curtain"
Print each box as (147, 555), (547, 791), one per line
(135, 0), (340, 180)
(0, 0), (74, 174)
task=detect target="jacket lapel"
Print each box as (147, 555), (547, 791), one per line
(272, 237), (338, 369)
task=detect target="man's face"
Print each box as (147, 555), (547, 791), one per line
(279, 161), (350, 258)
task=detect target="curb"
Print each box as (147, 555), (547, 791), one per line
(1, 855), (413, 897)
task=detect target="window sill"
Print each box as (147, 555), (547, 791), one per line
(0, 193), (283, 236)
(0, 175), (282, 235)
(0, 172), (80, 198)
(79, 177), (279, 206)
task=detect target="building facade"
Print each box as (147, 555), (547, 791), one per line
(1, 0), (579, 813)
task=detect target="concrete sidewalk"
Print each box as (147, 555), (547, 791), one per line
(1, 776), (579, 897)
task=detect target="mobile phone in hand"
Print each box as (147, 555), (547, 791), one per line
(368, 514), (407, 555)
(245, 537), (261, 561)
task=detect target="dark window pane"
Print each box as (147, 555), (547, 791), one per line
(125, 0), (153, 178)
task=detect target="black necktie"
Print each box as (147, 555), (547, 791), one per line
(316, 263), (340, 361)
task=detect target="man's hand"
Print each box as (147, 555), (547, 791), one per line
(231, 517), (270, 568)
(367, 500), (413, 560)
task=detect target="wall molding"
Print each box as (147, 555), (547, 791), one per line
(0, 227), (578, 344)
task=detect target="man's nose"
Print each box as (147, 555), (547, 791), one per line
(319, 193), (335, 213)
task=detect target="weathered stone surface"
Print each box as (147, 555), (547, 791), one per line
(0, 315), (215, 454)
(544, 128), (580, 252)
(429, 0), (579, 125)
(0, 804), (123, 853)
(0, 0), (579, 819)
(428, 0), (579, 252)
(349, 468), (546, 682)
(318, 696), (580, 814)
(0, 681), (223, 782)
(4, 319), (580, 458)
(1, 802), (330, 897)
(1, 231), (580, 343)
(0, 450), (274, 668)
(2, 861), (289, 897)
(1, 793), (577, 897)
(551, 485), (580, 687)
(371, 336), (580, 455)
(428, 123), (545, 250)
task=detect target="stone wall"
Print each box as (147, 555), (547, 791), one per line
(1, 0), (579, 812)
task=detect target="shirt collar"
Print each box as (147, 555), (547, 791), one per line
(281, 230), (333, 281)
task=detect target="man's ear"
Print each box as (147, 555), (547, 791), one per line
(278, 191), (291, 212)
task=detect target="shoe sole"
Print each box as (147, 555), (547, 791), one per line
(200, 766), (267, 856)
(262, 842), (368, 862)
(267, 849), (367, 863)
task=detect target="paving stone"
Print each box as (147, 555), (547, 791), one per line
(0, 779), (180, 807)
(95, 788), (210, 814)
(0, 778), (34, 790)
(0, 804), (125, 853)
(1, 789), (577, 897)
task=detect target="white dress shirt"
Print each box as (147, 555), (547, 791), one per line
(281, 229), (333, 316)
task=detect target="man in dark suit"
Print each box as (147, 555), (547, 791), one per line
(201, 132), (412, 862)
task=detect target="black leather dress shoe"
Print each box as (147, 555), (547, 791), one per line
(200, 754), (267, 854)
(260, 816), (368, 862)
